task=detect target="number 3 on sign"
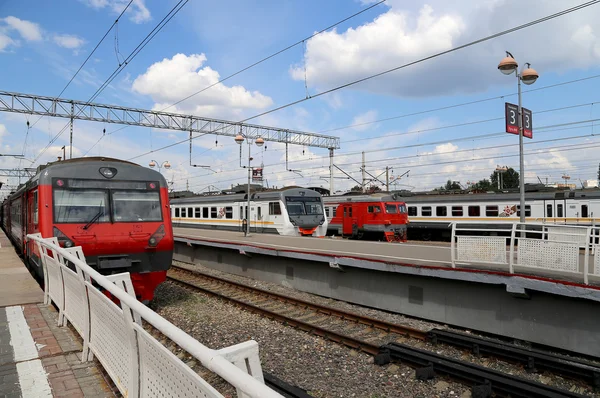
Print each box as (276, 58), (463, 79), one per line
(509, 109), (516, 124)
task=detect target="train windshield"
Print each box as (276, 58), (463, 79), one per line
(385, 204), (398, 213)
(113, 191), (162, 222)
(53, 179), (162, 223)
(398, 204), (407, 213)
(285, 196), (324, 216)
(54, 190), (110, 223)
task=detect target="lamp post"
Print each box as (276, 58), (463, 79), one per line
(498, 52), (539, 223)
(149, 160), (171, 173)
(235, 132), (264, 236)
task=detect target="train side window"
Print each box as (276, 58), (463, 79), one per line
(408, 206), (417, 216)
(33, 191), (38, 225)
(175, 208), (180, 217)
(333, 207), (337, 217)
(203, 207), (209, 218)
(436, 206), (447, 216)
(257, 206), (262, 220)
(399, 204), (407, 213)
(557, 204), (563, 217)
(421, 206), (432, 217)
(368, 206), (374, 213)
(325, 208), (330, 217)
(225, 206), (233, 219)
(269, 202), (281, 215)
(452, 206), (463, 216)
(517, 205), (531, 217)
(349, 207), (353, 217)
(468, 206), (480, 217)
(195, 207), (201, 218)
(486, 206), (498, 217)
(385, 204), (396, 213)
(546, 204), (552, 217)
(188, 207), (193, 218)
(582, 205), (589, 218)
(181, 208), (186, 217)
(210, 207), (218, 218)
(343, 207), (347, 216)
(368, 205), (382, 213)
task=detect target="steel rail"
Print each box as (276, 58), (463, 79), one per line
(379, 343), (588, 398)
(428, 328), (600, 388)
(170, 265), (426, 340)
(167, 271), (381, 356)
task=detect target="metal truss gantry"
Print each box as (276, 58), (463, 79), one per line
(0, 91), (341, 149)
(0, 168), (36, 178)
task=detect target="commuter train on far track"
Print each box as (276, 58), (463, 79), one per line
(170, 187), (328, 237)
(392, 188), (600, 240)
(1, 157), (173, 303)
(322, 193), (409, 242)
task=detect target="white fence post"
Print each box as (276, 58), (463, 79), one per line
(584, 227), (591, 285)
(450, 222), (456, 268)
(509, 223), (517, 274)
(26, 234), (284, 398)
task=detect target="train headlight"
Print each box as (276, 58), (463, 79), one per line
(148, 225), (165, 247)
(64, 240), (74, 248)
(290, 218), (297, 226)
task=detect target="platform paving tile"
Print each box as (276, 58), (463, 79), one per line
(0, 303), (119, 397)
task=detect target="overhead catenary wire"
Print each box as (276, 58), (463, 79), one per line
(33, 0), (189, 164)
(180, 121), (600, 191)
(29, 0), (134, 131)
(81, 0), (389, 154)
(127, 0), (600, 161)
(172, 101), (600, 182)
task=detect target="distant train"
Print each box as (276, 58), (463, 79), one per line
(170, 188), (328, 237)
(322, 193), (409, 242)
(1, 157), (173, 303)
(393, 188), (600, 240)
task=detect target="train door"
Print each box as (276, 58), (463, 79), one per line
(342, 205), (354, 236)
(256, 205), (264, 233)
(579, 200), (590, 222)
(25, 189), (37, 258)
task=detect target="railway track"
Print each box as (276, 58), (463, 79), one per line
(166, 265), (593, 397)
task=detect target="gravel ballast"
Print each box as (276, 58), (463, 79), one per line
(151, 261), (597, 397)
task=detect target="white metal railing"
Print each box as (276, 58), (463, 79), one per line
(450, 222), (600, 284)
(27, 233), (283, 398)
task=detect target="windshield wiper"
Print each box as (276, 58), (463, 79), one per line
(83, 210), (103, 230)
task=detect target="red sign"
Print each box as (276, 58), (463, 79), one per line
(505, 103), (533, 139)
(252, 168), (263, 182)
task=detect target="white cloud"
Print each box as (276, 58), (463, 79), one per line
(53, 34), (86, 49)
(351, 110), (378, 132)
(3, 16), (42, 41)
(291, 1), (600, 97)
(0, 33), (16, 51)
(132, 53), (274, 119)
(80, 0), (151, 24)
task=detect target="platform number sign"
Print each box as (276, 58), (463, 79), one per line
(505, 102), (533, 139)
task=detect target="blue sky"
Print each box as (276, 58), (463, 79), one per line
(1, 0), (600, 195)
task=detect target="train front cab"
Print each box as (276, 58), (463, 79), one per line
(336, 201), (408, 242)
(27, 165), (173, 303)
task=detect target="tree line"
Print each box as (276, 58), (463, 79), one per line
(436, 167), (519, 192)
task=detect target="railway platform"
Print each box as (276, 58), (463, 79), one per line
(0, 230), (117, 397)
(173, 225), (600, 358)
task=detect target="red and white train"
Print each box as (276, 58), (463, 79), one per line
(322, 193), (409, 242)
(1, 157), (173, 303)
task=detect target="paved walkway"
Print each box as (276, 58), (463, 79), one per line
(0, 229), (119, 397)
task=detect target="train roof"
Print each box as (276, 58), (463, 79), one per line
(3, 157), (167, 201)
(171, 187), (322, 205)
(323, 193), (406, 204)
(391, 189), (600, 203)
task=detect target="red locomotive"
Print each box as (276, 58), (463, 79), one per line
(1, 157), (173, 303)
(323, 193), (409, 242)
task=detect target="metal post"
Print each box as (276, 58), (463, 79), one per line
(70, 102), (74, 159)
(328, 149), (334, 192)
(247, 141), (251, 236)
(386, 166), (390, 192)
(517, 70), (525, 224)
(361, 151), (366, 193)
